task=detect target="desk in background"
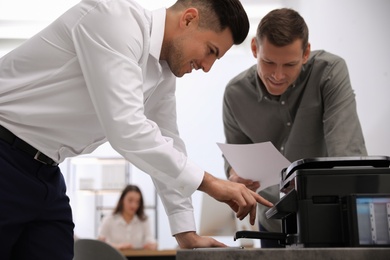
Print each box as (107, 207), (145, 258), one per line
(120, 249), (176, 260)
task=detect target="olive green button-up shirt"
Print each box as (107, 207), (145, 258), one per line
(223, 50), (367, 231)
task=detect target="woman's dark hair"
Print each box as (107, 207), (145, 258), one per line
(256, 8), (309, 51)
(173, 0), (250, 44)
(113, 184), (147, 221)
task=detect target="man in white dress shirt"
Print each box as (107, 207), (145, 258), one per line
(0, 0), (272, 259)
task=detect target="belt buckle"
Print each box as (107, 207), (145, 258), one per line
(34, 151), (59, 166)
(34, 151), (58, 166)
(34, 151), (49, 165)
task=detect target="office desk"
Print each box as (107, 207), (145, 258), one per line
(176, 247), (390, 260)
(120, 249), (176, 260)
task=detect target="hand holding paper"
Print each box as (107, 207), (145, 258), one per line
(217, 142), (291, 191)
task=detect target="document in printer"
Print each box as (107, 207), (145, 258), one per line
(217, 142), (291, 191)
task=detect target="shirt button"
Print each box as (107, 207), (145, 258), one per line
(281, 101), (285, 105)
(287, 122), (291, 126)
(280, 146), (285, 151)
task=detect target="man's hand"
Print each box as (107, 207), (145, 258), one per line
(174, 231), (227, 249)
(198, 172), (273, 225)
(228, 168), (260, 192)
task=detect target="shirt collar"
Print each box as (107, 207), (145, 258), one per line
(254, 74), (266, 102)
(150, 8), (166, 61)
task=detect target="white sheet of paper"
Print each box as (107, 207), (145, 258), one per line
(217, 142), (291, 191)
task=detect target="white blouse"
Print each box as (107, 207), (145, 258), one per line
(99, 214), (156, 249)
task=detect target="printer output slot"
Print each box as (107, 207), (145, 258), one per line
(234, 230), (287, 245)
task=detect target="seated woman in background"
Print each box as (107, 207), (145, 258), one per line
(98, 184), (157, 250)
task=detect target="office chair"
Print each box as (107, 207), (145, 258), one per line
(74, 239), (127, 260)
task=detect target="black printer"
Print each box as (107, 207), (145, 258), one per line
(235, 156), (390, 247)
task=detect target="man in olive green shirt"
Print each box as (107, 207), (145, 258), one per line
(223, 8), (367, 248)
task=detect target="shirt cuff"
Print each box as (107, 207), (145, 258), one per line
(168, 209), (196, 235)
(171, 159), (204, 197)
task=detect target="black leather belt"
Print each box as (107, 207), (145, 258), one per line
(0, 125), (58, 166)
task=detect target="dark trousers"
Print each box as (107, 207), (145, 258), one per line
(0, 139), (74, 260)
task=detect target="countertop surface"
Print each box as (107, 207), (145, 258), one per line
(176, 247), (390, 260)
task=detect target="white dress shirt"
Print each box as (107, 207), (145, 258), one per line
(0, 0), (202, 234)
(99, 214), (156, 249)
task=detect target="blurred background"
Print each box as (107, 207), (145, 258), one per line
(1, 0), (389, 249)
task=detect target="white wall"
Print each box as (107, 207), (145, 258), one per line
(1, 0), (389, 249)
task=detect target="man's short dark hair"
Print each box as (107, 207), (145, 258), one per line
(257, 8), (309, 51)
(175, 0), (250, 45)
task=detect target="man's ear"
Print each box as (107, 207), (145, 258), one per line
(250, 37), (258, 58)
(180, 8), (199, 29)
(302, 43), (311, 64)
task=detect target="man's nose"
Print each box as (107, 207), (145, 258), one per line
(272, 66), (285, 80)
(200, 56), (217, 73)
